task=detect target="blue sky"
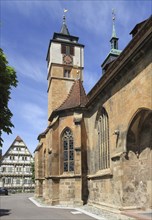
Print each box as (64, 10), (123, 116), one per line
(0, 0), (151, 155)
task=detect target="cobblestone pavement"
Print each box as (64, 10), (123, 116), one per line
(32, 196), (136, 220)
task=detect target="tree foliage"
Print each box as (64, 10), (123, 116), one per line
(0, 48), (18, 147)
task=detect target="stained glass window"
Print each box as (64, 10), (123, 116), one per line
(97, 108), (110, 170)
(62, 128), (74, 172)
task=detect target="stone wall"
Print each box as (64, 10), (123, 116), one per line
(122, 148), (152, 208)
(47, 65), (83, 117)
(59, 177), (82, 205)
(86, 44), (152, 209)
(37, 113), (83, 205)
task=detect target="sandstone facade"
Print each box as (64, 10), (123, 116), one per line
(34, 16), (152, 210)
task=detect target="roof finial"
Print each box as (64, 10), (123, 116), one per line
(63, 9), (68, 24)
(112, 9), (117, 38)
(112, 8), (115, 22)
(60, 9), (70, 35)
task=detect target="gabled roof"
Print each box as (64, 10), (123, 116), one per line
(15, 136), (23, 142)
(1, 136), (33, 160)
(56, 79), (88, 112)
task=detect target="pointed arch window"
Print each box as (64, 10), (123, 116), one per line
(62, 128), (74, 172)
(97, 108), (110, 170)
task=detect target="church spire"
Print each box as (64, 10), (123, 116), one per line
(110, 9), (118, 50)
(101, 9), (121, 74)
(60, 9), (70, 35)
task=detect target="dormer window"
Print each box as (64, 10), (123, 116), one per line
(61, 44), (74, 56)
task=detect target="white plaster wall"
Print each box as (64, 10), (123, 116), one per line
(14, 141), (25, 146)
(48, 42), (84, 72)
(50, 43), (62, 65)
(73, 47), (84, 67)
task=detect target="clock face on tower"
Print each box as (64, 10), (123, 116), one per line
(63, 55), (73, 65)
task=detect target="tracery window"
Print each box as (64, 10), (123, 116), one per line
(62, 128), (74, 172)
(97, 108), (110, 170)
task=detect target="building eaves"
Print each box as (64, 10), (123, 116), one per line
(37, 127), (49, 141)
(34, 143), (43, 153)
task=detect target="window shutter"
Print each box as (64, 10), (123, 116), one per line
(70, 46), (74, 56)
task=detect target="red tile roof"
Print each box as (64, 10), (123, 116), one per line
(15, 136), (23, 142)
(56, 79), (88, 111)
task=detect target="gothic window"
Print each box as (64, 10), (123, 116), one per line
(62, 128), (74, 172)
(97, 108), (110, 170)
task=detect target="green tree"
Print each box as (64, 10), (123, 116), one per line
(0, 48), (18, 147)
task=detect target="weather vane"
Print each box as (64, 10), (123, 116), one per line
(64, 9), (68, 14)
(63, 9), (68, 17)
(63, 9), (68, 23)
(112, 9), (116, 22)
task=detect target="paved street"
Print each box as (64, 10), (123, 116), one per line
(2, 193), (148, 220)
(0, 193), (97, 220)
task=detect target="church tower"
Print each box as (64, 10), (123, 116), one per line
(46, 12), (84, 118)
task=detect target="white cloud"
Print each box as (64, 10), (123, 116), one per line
(69, 1), (127, 35)
(9, 54), (46, 83)
(2, 1), (63, 21)
(20, 102), (47, 130)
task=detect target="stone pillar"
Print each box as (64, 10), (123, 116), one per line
(73, 112), (83, 205)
